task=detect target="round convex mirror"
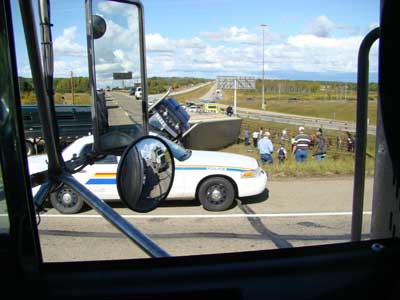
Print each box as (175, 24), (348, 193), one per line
(92, 15), (107, 39)
(117, 136), (175, 212)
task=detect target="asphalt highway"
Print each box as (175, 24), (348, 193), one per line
(37, 176), (374, 262)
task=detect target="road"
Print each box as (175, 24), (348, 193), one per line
(37, 176), (374, 262)
(105, 82), (214, 126)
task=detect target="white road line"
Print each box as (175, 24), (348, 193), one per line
(2, 212), (372, 219)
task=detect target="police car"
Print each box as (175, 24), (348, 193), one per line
(29, 136), (267, 214)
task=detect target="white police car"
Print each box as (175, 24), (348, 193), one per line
(29, 136), (267, 214)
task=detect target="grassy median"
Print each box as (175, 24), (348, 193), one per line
(220, 118), (376, 178)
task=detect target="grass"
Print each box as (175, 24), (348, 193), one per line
(55, 93), (91, 105)
(220, 90), (378, 124)
(173, 83), (213, 103)
(21, 92), (91, 105)
(221, 142), (375, 178)
(219, 118), (376, 178)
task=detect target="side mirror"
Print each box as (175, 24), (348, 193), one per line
(86, 0), (148, 155)
(117, 136), (175, 212)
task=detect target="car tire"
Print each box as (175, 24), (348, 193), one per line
(26, 140), (35, 156)
(198, 177), (235, 211)
(50, 185), (85, 214)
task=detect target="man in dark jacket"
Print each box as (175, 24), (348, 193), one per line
(313, 128), (327, 161)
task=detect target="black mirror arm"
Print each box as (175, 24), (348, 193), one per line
(19, 0), (65, 174)
(59, 172), (170, 258)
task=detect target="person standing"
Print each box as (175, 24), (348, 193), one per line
(252, 130), (259, 147)
(346, 132), (354, 152)
(258, 132), (274, 165)
(243, 129), (250, 146)
(259, 127), (264, 138)
(292, 126), (311, 162)
(277, 144), (287, 163)
(313, 128), (327, 161)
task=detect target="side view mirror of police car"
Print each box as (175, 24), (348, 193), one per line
(117, 136), (175, 212)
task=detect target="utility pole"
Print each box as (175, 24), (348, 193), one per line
(70, 71), (75, 104)
(260, 24), (267, 110)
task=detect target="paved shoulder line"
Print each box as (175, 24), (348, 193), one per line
(16, 211), (372, 219)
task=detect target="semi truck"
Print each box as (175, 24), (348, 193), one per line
(22, 105), (92, 155)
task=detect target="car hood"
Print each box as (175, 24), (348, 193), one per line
(177, 150), (259, 170)
(27, 154), (48, 174)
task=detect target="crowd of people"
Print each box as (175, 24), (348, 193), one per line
(242, 126), (355, 166)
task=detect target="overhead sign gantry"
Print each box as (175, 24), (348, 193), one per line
(217, 76), (256, 115)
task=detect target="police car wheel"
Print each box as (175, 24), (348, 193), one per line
(50, 185), (84, 214)
(198, 177), (235, 211)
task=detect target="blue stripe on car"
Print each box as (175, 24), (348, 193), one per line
(86, 178), (116, 185)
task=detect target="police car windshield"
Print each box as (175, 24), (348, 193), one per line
(157, 136), (191, 161)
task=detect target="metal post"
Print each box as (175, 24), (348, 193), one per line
(371, 102), (398, 239)
(234, 78), (237, 116)
(19, 0), (64, 174)
(61, 173), (170, 258)
(261, 24), (267, 110)
(351, 27), (380, 241)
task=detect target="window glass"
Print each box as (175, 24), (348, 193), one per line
(11, 0), (380, 262)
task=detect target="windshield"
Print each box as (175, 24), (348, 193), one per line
(156, 135), (191, 161)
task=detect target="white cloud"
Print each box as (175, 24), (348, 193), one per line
(304, 15), (337, 37)
(53, 26), (86, 57)
(201, 26), (259, 44)
(145, 29), (379, 78)
(53, 59), (88, 77)
(266, 34), (378, 73)
(146, 33), (175, 52)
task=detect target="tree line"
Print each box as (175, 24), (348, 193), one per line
(19, 77), (90, 93)
(18, 76), (208, 95)
(18, 76), (377, 95)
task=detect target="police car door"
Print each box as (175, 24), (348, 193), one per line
(78, 155), (119, 200)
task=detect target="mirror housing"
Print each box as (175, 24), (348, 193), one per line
(92, 15), (107, 39)
(117, 136), (175, 212)
(86, 0), (149, 155)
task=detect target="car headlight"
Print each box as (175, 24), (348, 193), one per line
(241, 168), (262, 178)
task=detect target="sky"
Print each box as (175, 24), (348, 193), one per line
(11, 0), (380, 82)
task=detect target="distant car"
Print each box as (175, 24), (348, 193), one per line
(135, 86), (142, 99)
(187, 105), (199, 113)
(204, 103), (218, 113)
(129, 86), (136, 95)
(29, 135), (267, 214)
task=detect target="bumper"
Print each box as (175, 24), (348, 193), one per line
(238, 170), (267, 197)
